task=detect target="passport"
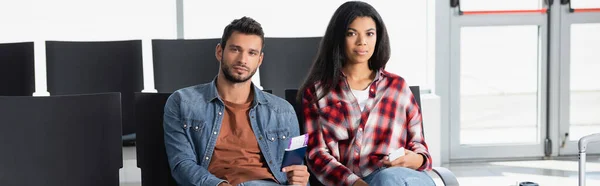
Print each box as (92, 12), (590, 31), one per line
(281, 133), (308, 168)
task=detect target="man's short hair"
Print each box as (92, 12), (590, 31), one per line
(220, 16), (265, 51)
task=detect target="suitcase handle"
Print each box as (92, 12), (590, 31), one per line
(579, 133), (600, 153)
(578, 133), (600, 186)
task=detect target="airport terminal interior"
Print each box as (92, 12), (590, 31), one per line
(1, 0), (599, 185)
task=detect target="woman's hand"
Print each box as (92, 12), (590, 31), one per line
(380, 149), (424, 170)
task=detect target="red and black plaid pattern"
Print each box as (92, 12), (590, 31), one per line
(303, 69), (432, 186)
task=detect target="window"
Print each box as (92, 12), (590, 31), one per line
(460, 25), (541, 145)
(571, 0), (600, 9)
(460, 0), (542, 11)
(569, 23), (600, 140)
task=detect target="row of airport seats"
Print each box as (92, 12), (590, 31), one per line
(0, 90), (295, 186)
(0, 88), (460, 185)
(0, 38), (321, 143)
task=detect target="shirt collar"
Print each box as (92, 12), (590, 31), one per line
(206, 77), (268, 105)
(340, 68), (386, 81)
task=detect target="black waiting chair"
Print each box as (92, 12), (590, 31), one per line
(0, 93), (122, 186)
(284, 89), (304, 134)
(134, 92), (177, 186)
(152, 39), (220, 93)
(0, 42), (35, 96)
(259, 37), (321, 98)
(285, 87), (460, 186)
(45, 40), (143, 143)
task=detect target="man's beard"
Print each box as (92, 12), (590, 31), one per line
(221, 60), (257, 83)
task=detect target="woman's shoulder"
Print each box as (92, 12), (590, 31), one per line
(380, 69), (406, 83)
(301, 81), (322, 97)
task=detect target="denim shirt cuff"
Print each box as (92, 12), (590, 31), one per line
(209, 178), (227, 186)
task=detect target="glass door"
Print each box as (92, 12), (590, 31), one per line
(557, 0), (600, 155)
(448, 0), (550, 159)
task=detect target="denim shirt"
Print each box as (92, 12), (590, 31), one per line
(163, 79), (300, 186)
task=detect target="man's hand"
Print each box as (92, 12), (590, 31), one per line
(282, 165), (310, 186)
(381, 149), (424, 170)
(352, 179), (369, 186)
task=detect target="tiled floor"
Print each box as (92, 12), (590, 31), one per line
(430, 157), (600, 186)
(121, 146), (600, 186)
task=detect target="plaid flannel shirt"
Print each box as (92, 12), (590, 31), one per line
(303, 69), (432, 186)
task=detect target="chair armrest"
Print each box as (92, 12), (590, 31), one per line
(431, 166), (459, 186)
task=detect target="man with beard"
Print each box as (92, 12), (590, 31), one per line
(163, 17), (309, 186)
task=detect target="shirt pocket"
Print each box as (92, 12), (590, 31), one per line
(182, 119), (206, 141)
(266, 128), (290, 143)
(265, 128), (291, 162)
(318, 102), (350, 141)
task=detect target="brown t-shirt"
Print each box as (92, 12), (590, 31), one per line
(208, 98), (275, 185)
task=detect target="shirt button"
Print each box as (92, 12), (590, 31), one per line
(218, 112), (222, 115)
(194, 126), (199, 130)
(355, 152), (359, 156)
(251, 116), (255, 119)
(269, 160), (273, 164)
(271, 137), (275, 141)
(205, 157), (209, 160)
(358, 128), (363, 131)
(183, 124), (187, 128)
(282, 136), (286, 139)
(259, 136), (263, 140)
(213, 131), (217, 135)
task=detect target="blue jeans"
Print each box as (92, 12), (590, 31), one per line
(237, 180), (285, 186)
(362, 167), (435, 186)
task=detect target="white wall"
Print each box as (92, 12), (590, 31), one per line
(422, 94), (442, 167)
(0, 0), (177, 95)
(32, 0), (176, 41)
(0, 1), (33, 43)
